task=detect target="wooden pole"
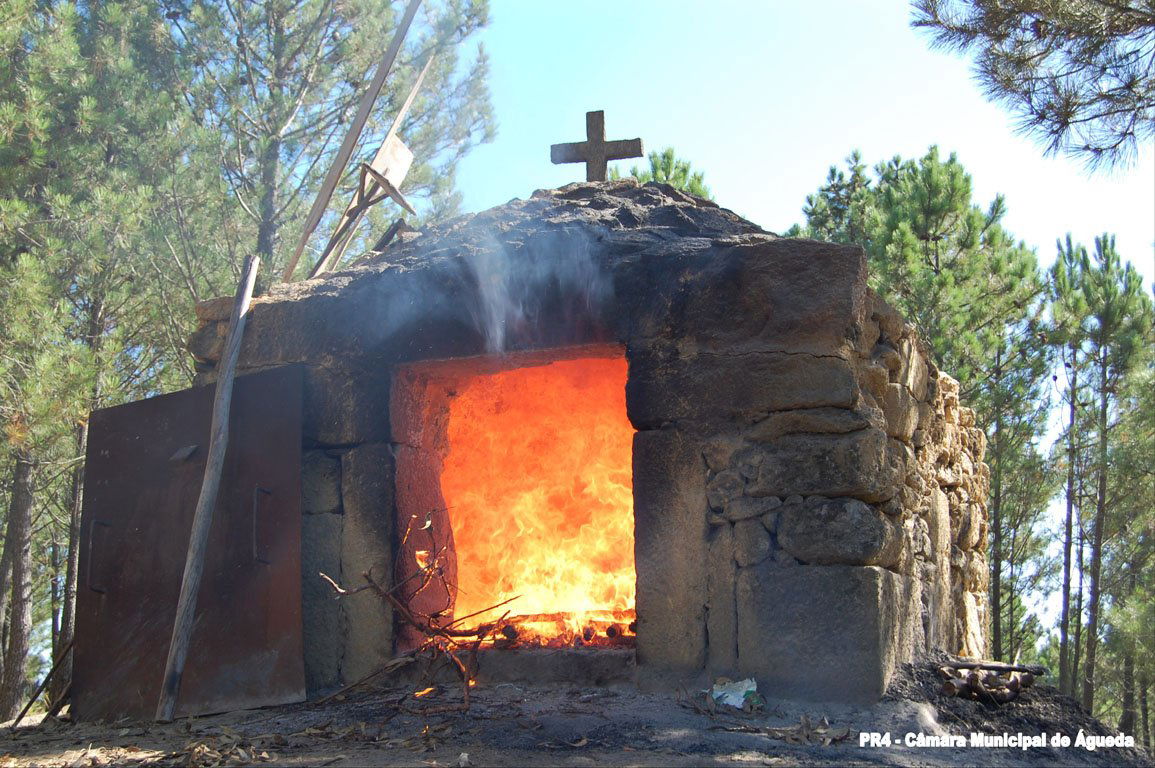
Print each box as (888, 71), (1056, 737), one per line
(281, 0), (422, 282)
(308, 52), (436, 279)
(155, 255), (260, 722)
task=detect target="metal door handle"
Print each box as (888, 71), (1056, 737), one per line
(252, 487), (272, 565)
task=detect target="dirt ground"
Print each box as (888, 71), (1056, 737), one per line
(1, 658), (1150, 768)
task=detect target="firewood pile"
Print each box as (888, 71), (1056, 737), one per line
(937, 660), (1045, 704)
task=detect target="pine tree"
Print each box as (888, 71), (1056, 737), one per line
(1077, 235), (1152, 712)
(985, 330), (1054, 661)
(1, 0), (499, 708)
(0, 252), (83, 717)
(610, 147), (712, 200)
(912, 0), (1155, 167)
(1112, 350), (1155, 740)
(795, 147), (1053, 660)
(170, 0), (495, 279)
(1048, 234), (1092, 696)
(0, 0), (234, 705)
(801, 150), (870, 245)
(0, 4), (90, 713)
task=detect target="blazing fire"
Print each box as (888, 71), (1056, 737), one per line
(439, 355), (635, 646)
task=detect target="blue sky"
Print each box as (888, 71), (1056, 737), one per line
(455, 0), (1154, 286)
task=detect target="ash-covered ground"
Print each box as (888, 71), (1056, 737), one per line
(1, 656), (1149, 767)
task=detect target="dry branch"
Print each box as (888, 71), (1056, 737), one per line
(319, 567), (521, 714)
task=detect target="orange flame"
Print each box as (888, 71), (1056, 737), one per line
(440, 355), (635, 644)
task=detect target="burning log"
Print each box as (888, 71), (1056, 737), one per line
(499, 611), (634, 625)
(605, 624), (620, 639)
(500, 624), (518, 641)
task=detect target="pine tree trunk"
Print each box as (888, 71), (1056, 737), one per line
(0, 613), (7, 687)
(0, 455), (36, 718)
(0, 521), (14, 688)
(51, 421), (88, 704)
(50, 539), (59, 658)
(52, 299), (104, 703)
(1082, 354), (1109, 713)
(255, 6), (286, 270)
(1072, 515), (1084, 694)
(255, 136), (281, 265)
(1059, 353), (1077, 696)
(990, 353), (1003, 661)
(1120, 646), (1136, 735)
(1140, 675), (1150, 749)
(1006, 532), (1017, 661)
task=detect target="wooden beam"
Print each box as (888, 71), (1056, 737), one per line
(370, 217), (411, 253)
(281, 0), (423, 282)
(155, 255), (260, 722)
(946, 659), (1048, 676)
(308, 52), (435, 279)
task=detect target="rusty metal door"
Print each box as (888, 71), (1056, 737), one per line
(72, 366), (305, 721)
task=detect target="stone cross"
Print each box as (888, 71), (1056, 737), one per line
(550, 110), (644, 182)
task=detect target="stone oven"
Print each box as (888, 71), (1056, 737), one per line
(139, 180), (991, 711)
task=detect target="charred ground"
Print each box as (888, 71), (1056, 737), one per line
(2, 655), (1148, 767)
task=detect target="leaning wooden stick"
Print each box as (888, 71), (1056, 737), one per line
(10, 638), (74, 730)
(155, 255), (260, 722)
(281, 0), (422, 282)
(43, 682), (70, 721)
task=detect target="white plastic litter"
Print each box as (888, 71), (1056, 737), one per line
(709, 677), (760, 709)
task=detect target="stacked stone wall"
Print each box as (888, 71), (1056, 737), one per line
(865, 295), (989, 660)
(649, 283), (989, 701)
(298, 445), (394, 696)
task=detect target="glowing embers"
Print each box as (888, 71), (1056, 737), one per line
(393, 349), (636, 649)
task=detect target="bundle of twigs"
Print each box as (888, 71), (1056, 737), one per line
(320, 516), (518, 714)
(937, 660), (1044, 705)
